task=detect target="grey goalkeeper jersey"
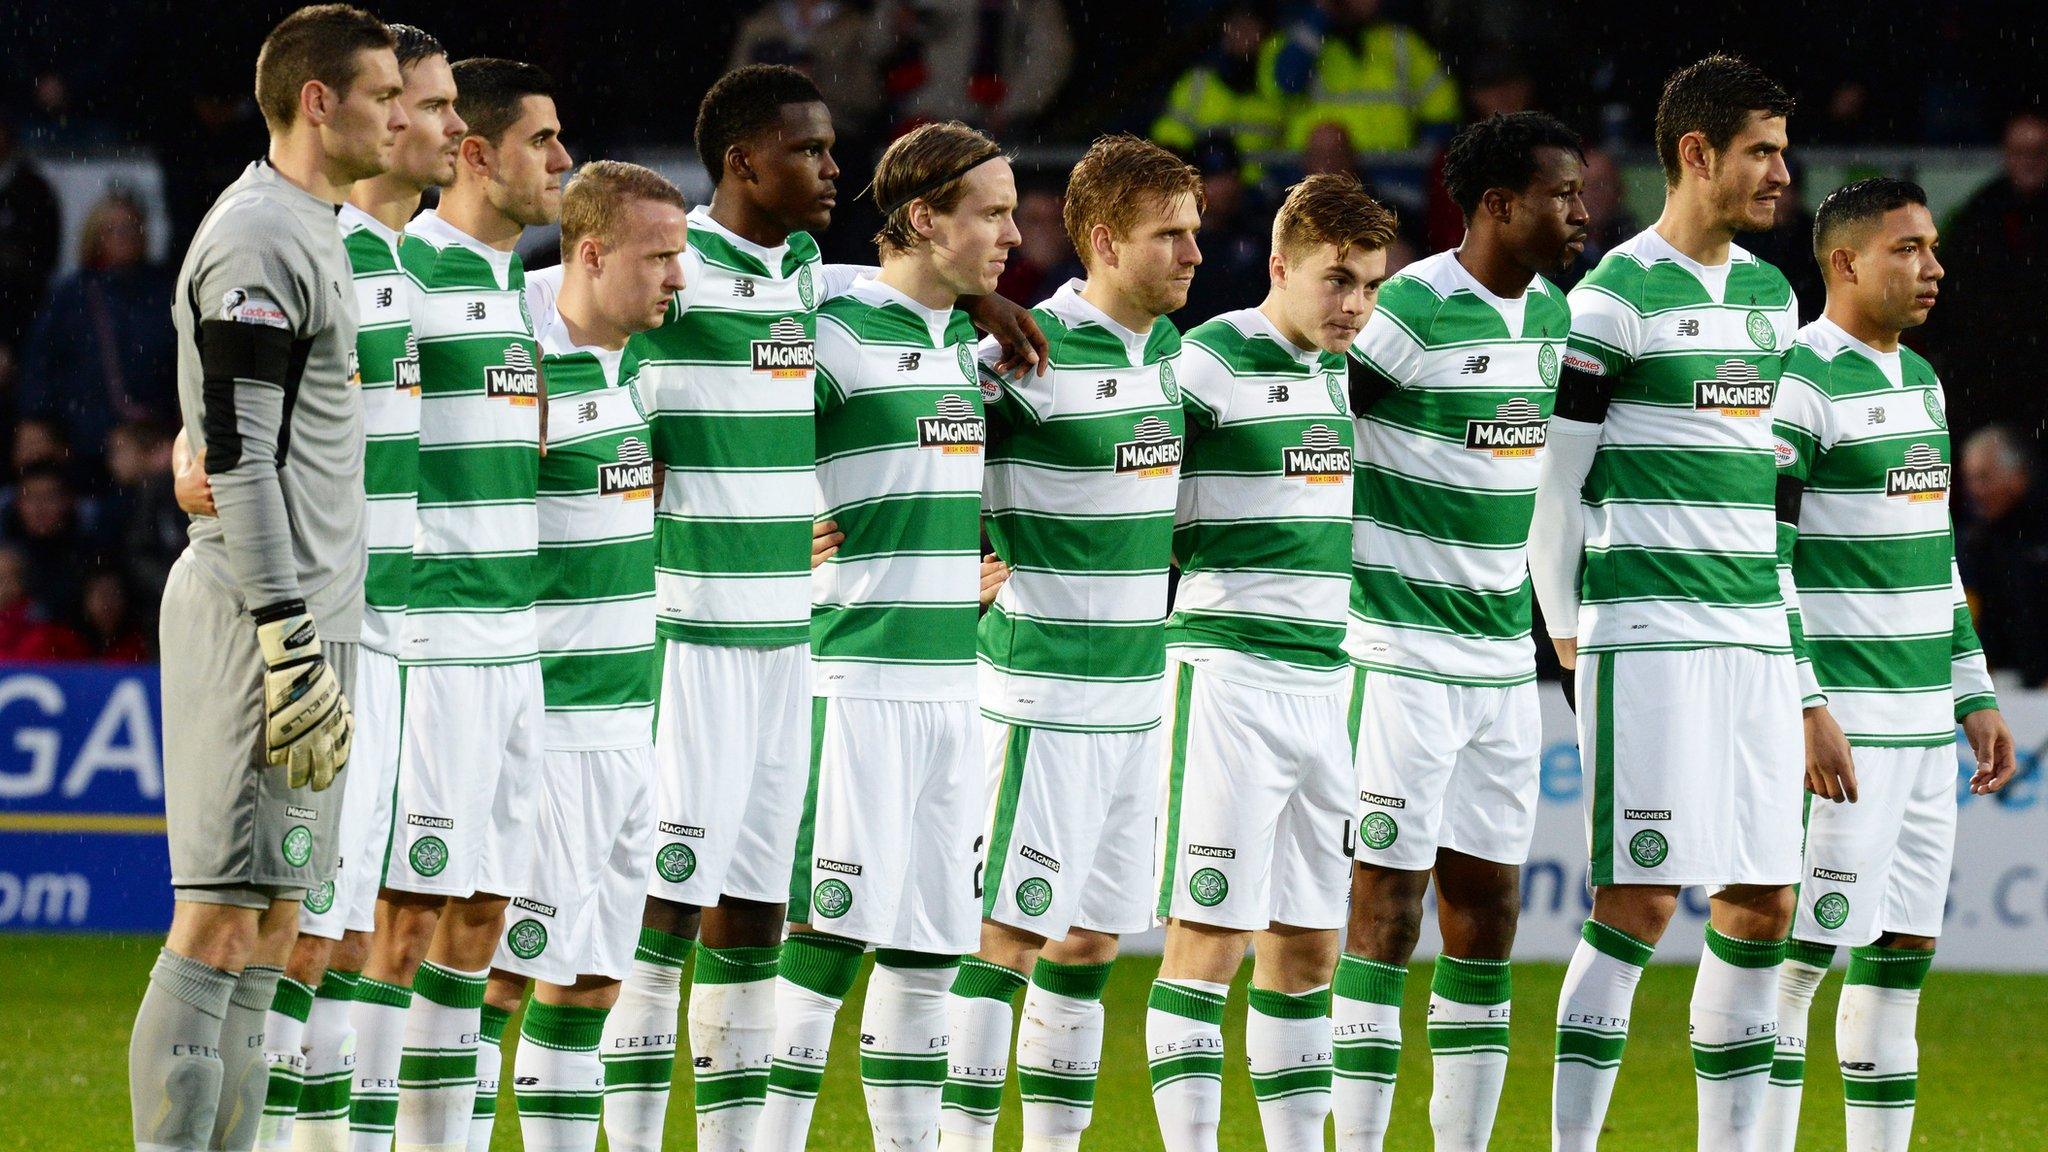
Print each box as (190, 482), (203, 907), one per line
(173, 160), (365, 639)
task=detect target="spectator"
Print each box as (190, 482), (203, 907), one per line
(1177, 134), (1271, 324)
(872, 0), (1074, 136)
(1957, 425), (2048, 687)
(2, 462), (89, 619)
(0, 110), (63, 367)
(20, 192), (179, 482)
(2, 415), (71, 523)
(1422, 60), (1536, 251)
(74, 566), (151, 662)
(1266, 0), (1459, 154)
(995, 182), (1083, 305)
(1151, 5), (1284, 182)
(1925, 111), (2048, 438)
(0, 544), (87, 662)
(728, 1), (885, 136)
(92, 419), (185, 610)
(1739, 166), (1822, 324)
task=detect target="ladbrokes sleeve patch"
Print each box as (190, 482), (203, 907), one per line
(220, 288), (290, 329)
(1561, 348), (1606, 376)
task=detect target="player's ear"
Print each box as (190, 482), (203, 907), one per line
(299, 79), (331, 129)
(1267, 247), (1288, 288)
(459, 134), (491, 178)
(725, 143), (755, 185)
(1089, 222), (1117, 269)
(1829, 246), (1856, 284)
(908, 199), (935, 242)
(1679, 131), (1713, 182)
(1482, 185), (1513, 224)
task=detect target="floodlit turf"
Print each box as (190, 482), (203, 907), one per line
(6, 934), (2045, 1151)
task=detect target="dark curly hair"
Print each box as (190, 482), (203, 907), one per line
(1441, 111), (1584, 217)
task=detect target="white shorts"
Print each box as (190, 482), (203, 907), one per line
(1576, 648), (1803, 888)
(494, 746), (655, 984)
(981, 720), (1161, 940)
(301, 646), (403, 938)
(648, 641), (809, 907)
(790, 696), (983, 954)
(1154, 661), (1351, 931)
(386, 661), (545, 899)
(1352, 670), (1541, 871)
(1795, 744), (1957, 946)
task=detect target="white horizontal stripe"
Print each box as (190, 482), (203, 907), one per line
(1343, 617), (1534, 682)
(1580, 599), (1788, 651)
(816, 443), (983, 513)
(1360, 421), (1544, 491)
(363, 387), (419, 439)
(1351, 520), (1530, 594)
(364, 497), (417, 552)
(1179, 472), (1350, 524)
(997, 567), (1169, 625)
(1798, 491), (1952, 537)
(415, 502), (537, 556)
(537, 598), (656, 654)
(659, 467), (814, 523)
(1587, 501), (1776, 556)
(1173, 567), (1349, 627)
(814, 550), (980, 609)
(412, 290), (530, 339)
(655, 570), (814, 626)
(539, 489), (655, 547)
(400, 609), (539, 663)
(544, 706), (653, 752)
(418, 391), (541, 447)
(1796, 585), (1954, 639)
(984, 459), (1181, 519)
(1827, 688), (1960, 743)
(637, 362), (814, 415)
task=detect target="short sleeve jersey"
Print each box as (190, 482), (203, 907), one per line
(1563, 229), (1798, 655)
(534, 317), (657, 750)
(339, 205), (421, 657)
(399, 209), (541, 666)
(1348, 250), (1568, 686)
(629, 206), (821, 649)
(1168, 307), (1353, 693)
(811, 278), (987, 701)
(1772, 318), (1996, 746)
(978, 280), (1185, 732)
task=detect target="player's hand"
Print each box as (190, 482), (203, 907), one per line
(253, 600), (353, 791)
(173, 430), (216, 517)
(1963, 708), (2018, 795)
(1551, 635), (1577, 671)
(965, 293), (1049, 378)
(1803, 704), (1857, 803)
(979, 553), (1011, 609)
(812, 519), (844, 569)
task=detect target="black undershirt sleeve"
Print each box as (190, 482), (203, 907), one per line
(1552, 364), (1614, 424)
(1348, 355), (1400, 416)
(1776, 474), (1805, 527)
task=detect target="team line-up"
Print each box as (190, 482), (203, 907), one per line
(127, 6), (2020, 1152)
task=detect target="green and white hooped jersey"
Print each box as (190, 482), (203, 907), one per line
(979, 280), (1185, 732)
(631, 206), (820, 650)
(531, 315), (657, 750)
(399, 210), (541, 666)
(812, 278), (987, 701)
(1349, 250), (1567, 687)
(1773, 318), (1996, 746)
(1168, 307), (1353, 693)
(1564, 229), (1798, 655)
(340, 205), (421, 658)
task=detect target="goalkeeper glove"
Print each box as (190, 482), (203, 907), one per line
(252, 600), (353, 790)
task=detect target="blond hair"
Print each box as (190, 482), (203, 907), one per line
(1062, 134), (1205, 269)
(1271, 173), (1399, 265)
(558, 160), (688, 258)
(870, 121), (1005, 253)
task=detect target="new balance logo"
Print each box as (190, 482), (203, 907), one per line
(578, 401), (598, 423)
(1267, 384), (1291, 402)
(1461, 355), (1490, 374)
(1678, 319), (1701, 337)
(897, 352), (922, 371)
(375, 287), (393, 308)
(465, 301), (486, 321)
(1095, 379), (1118, 399)
(1868, 407), (1887, 424)
(733, 278), (756, 298)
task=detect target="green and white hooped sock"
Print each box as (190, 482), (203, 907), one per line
(467, 1003), (509, 1151)
(597, 927), (691, 1152)
(939, 958), (1030, 1149)
(753, 934), (864, 1150)
(1427, 956), (1512, 1152)
(1331, 954), (1403, 1152)
(690, 942), (781, 1152)
(860, 950), (959, 1146)
(294, 968), (360, 1150)
(513, 1000), (608, 1151)
(1838, 945), (1932, 1152)
(1245, 985), (1332, 1151)
(1146, 978), (1228, 1151)
(392, 961), (487, 1152)
(1759, 939), (1834, 1152)
(1551, 920), (1652, 1152)
(344, 975), (412, 1149)
(1016, 958), (1115, 1151)
(1691, 928), (1787, 1149)
(255, 975), (315, 1150)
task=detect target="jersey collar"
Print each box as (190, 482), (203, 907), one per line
(687, 204), (790, 267)
(1637, 227), (1748, 302)
(850, 275), (956, 348)
(1232, 306), (1322, 365)
(338, 202), (401, 250)
(538, 310), (628, 385)
(1045, 278), (1152, 366)
(408, 209), (517, 288)
(1807, 316), (1904, 387)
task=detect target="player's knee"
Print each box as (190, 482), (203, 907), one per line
(284, 933), (335, 984)
(331, 930), (372, 973)
(1712, 883), (1794, 939)
(1346, 867), (1428, 962)
(483, 971), (527, 1014)
(166, 900), (261, 970)
(641, 893), (701, 938)
(1044, 926), (1118, 967)
(1591, 885), (1679, 943)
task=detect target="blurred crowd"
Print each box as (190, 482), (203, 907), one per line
(1, 0), (2046, 674)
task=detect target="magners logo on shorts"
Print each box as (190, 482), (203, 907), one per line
(1885, 442), (1949, 502)
(485, 343), (539, 406)
(600, 436), (655, 499)
(752, 316), (814, 378)
(1465, 398), (1547, 457)
(916, 393), (985, 455)
(1114, 415), (1182, 477)
(1282, 423), (1351, 483)
(1694, 359), (1773, 417)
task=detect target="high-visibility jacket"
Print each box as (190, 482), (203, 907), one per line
(1151, 63), (1287, 164)
(1264, 22), (1459, 152)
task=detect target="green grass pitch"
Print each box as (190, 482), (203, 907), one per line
(6, 934), (2045, 1150)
